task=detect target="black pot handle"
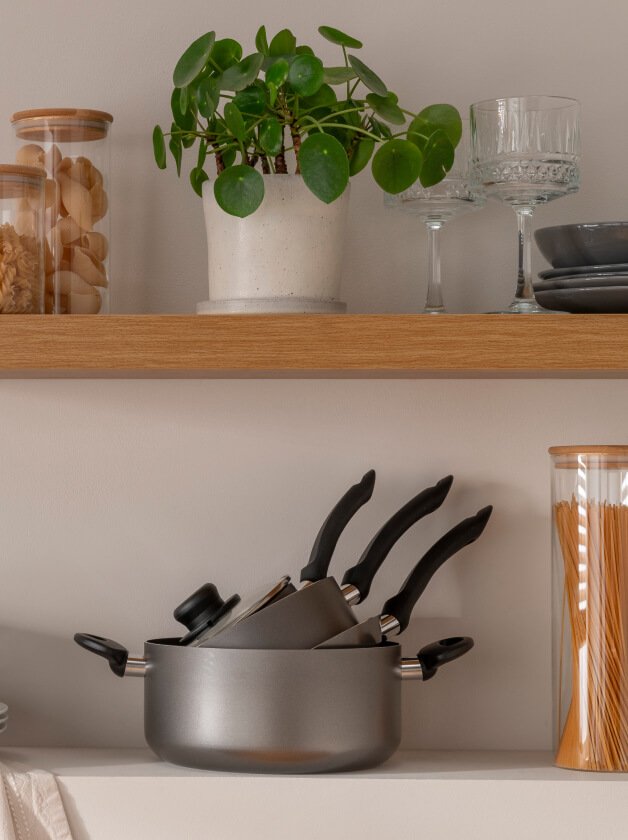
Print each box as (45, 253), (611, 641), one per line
(417, 636), (474, 681)
(382, 505), (493, 633)
(74, 633), (129, 678)
(300, 469), (376, 584)
(341, 475), (454, 602)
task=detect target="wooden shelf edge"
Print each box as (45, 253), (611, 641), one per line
(1, 314), (627, 378)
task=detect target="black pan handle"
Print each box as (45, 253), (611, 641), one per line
(382, 505), (492, 633)
(341, 475), (454, 602)
(74, 633), (129, 678)
(300, 469), (376, 584)
(417, 636), (474, 681)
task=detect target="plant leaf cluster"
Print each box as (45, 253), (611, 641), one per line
(153, 25), (462, 216)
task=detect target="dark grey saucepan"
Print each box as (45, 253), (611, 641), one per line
(195, 474), (454, 649)
(73, 634), (473, 773)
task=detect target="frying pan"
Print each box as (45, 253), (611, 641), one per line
(196, 474), (454, 649)
(318, 505), (493, 647)
(181, 468), (377, 646)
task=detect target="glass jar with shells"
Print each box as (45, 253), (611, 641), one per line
(11, 109), (112, 314)
(0, 164), (45, 314)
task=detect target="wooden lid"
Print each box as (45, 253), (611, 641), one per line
(549, 445), (628, 455)
(0, 164), (45, 179)
(11, 108), (113, 124)
(11, 109), (113, 142)
(549, 445), (628, 469)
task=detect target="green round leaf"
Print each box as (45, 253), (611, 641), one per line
(211, 38), (242, 70)
(296, 45), (315, 56)
(323, 66), (357, 85)
(349, 137), (375, 175)
(366, 93), (405, 125)
(269, 29), (296, 57)
(221, 147), (237, 168)
(224, 102), (246, 142)
(181, 132), (195, 149)
(179, 85), (189, 114)
(171, 88), (195, 131)
(255, 26), (269, 55)
(190, 166), (209, 198)
(196, 77), (219, 118)
(301, 84), (337, 110)
(265, 58), (289, 87)
(259, 117), (283, 155)
(347, 55), (387, 96)
(369, 117), (393, 139)
(169, 135), (182, 176)
(288, 55), (325, 97)
(214, 165), (265, 217)
(299, 132), (349, 203)
(173, 31), (215, 88)
(318, 26), (363, 49)
(418, 130), (455, 188)
(197, 139), (207, 170)
(219, 53), (264, 92)
(233, 84), (267, 116)
(415, 104), (462, 147)
(152, 125), (166, 169)
(371, 139), (423, 193)
(267, 81), (278, 106)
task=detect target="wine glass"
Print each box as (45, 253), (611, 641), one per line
(470, 96), (580, 313)
(385, 124), (485, 314)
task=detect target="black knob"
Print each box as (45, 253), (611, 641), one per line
(174, 584), (240, 645)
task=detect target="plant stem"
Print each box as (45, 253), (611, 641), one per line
(342, 46), (350, 99)
(302, 119), (381, 142)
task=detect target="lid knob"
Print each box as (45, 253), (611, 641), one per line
(174, 584), (240, 644)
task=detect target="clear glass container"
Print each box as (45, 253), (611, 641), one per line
(550, 445), (628, 771)
(11, 108), (113, 314)
(0, 164), (45, 314)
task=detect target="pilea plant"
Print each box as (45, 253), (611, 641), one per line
(153, 25), (462, 217)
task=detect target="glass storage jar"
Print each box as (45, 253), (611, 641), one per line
(0, 164), (45, 314)
(550, 445), (628, 771)
(11, 108), (112, 314)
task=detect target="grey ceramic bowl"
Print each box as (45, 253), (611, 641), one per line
(535, 223), (628, 268)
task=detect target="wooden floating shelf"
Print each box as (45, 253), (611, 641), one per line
(1, 313), (628, 377)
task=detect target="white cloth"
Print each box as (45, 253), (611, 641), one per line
(0, 762), (73, 840)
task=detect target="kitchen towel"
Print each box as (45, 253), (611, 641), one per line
(0, 761), (73, 840)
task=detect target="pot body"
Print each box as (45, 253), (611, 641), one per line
(200, 175), (349, 313)
(143, 639), (401, 773)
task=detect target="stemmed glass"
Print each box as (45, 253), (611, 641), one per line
(385, 124), (486, 314)
(470, 96), (580, 313)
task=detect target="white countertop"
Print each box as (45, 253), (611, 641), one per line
(2, 748), (628, 840)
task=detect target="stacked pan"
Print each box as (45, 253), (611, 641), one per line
(75, 471), (492, 773)
(534, 222), (628, 312)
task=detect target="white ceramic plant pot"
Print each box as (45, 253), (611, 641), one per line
(199, 174), (349, 313)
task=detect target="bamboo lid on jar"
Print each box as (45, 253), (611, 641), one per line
(11, 109), (113, 142)
(549, 445), (628, 469)
(0, 164), (45, 199)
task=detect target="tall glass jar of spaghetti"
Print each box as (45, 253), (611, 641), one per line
(550, 445), (628, 771)
(11, 109), (112, 314)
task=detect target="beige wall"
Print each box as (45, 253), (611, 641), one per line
(0, 0), (625, 748)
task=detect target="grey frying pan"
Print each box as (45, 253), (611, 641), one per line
(198, 474), (454, 649)
(318, 505), (493, 648)
(184, 469), (377, 646)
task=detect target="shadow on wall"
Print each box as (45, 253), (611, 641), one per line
(0, 625), (144, 748)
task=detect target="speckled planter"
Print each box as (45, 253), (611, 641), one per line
(200, 175), (348, 313)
